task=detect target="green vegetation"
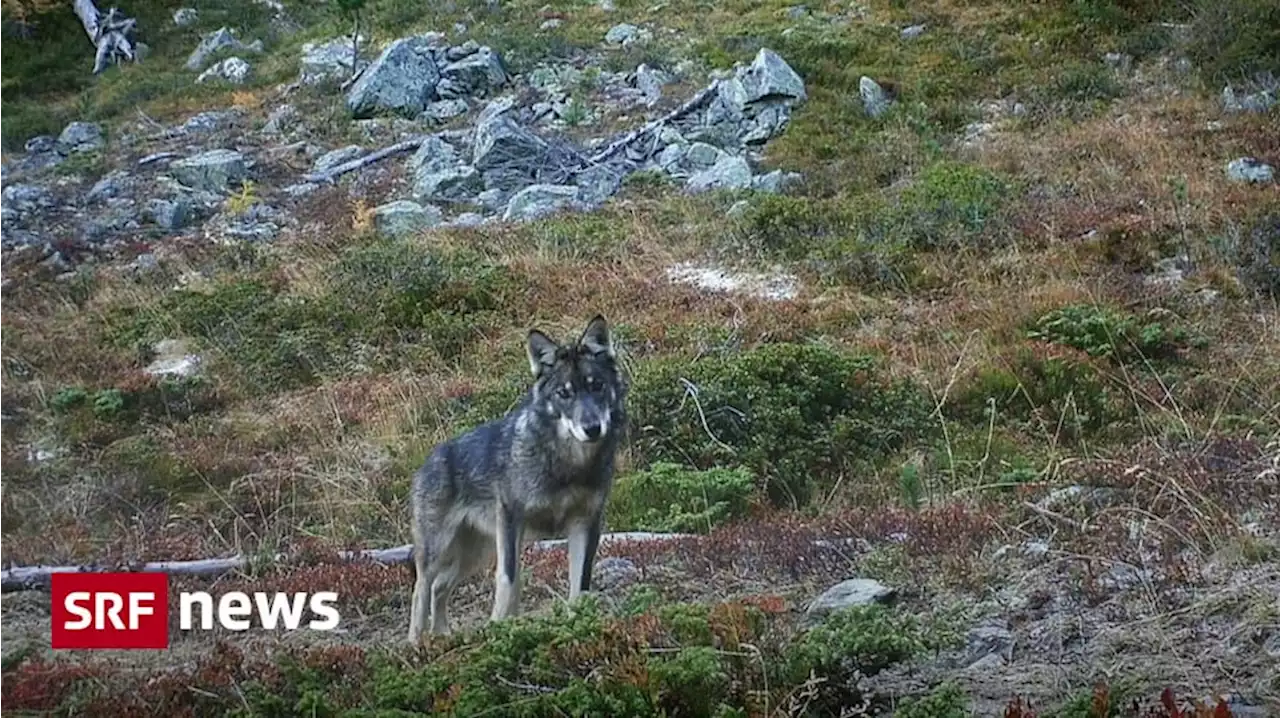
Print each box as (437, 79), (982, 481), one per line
(607, 462), (758, 533)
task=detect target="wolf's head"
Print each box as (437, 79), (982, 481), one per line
(527, 315), (623, 444)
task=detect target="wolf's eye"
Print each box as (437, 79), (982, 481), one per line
(586, 376), (602, 391)
(556, 386), (573, 400)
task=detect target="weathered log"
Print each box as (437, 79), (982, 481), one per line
(0, 532), (695, 593)
(580, 83), (719, 169)
(301, 137), (427, 184)
(72, 0), (138, 74)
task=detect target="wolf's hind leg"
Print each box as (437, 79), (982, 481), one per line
(408, 543), (436, 645)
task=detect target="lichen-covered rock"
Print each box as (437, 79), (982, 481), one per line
(57, 122), (105, 154)
(685, 155), (753, 193)
(372, 200), (442, 237)
(196, 56), (252, 85)
(503, 184), (580, 222)
(346, 36), (440, 119)
(740, 48), (807, 103)
(170, 149), (249, 191)
(300, 35), (367, 86)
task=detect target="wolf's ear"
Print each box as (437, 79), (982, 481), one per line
(527, 329), (559, 376)
(578, 314), (614, 358)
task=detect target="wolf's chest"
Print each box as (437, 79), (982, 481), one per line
(522, 484), (602, 538)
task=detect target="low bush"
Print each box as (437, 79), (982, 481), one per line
(607, 462), (758, 534)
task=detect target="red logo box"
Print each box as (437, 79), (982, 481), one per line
(51, 572), (170, 650)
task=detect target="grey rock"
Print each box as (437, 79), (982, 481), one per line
(196, 56), (252, 84)
(24, 135), (57, 154)
(57, 122), (105, 154)
(574, 164), (624, 207)
(685, 155), (753, 193)
(605, 23), (649, 45)
(300, 35), (367, 86)
(635, 63), (670, 106)
(421, 98), (470, 123)
(806, 578), (896, 616)
(372, 199), (442, 236)
(473, 113), (549, 171)
(2, 183), (55, 214)
(146, 198), (190, 231)
(656, 144), (687, 172)
(170, 149), (249, 191)
(503, 184), (579, 222)
(860, 76), (892, 117)
(312, 145), (365, 174)
(145, 339), (202, 378)
(213, 203), (289, 242)
(415, 165), (483, 202)
(440, 46), (507, 98)
(964, 618), (1014, 666)
(408, 134), (462, 174)
(346, 36), (440, 119)
(740, 48), (807, 103)
(447, 211), (485, 228)
(282, 182), (319, 198)
(179, 110), (237, 134)
(262, 104), (299, 135)
(752, 169), (801, 193)
(138, 152), (180, 167)
(483, 168), (533, 192)
(594, 556), (639, 590)
(84, 200), (141, 241)
(87, 170), (131, 203)
(683, 142), (724, 171)
(173, 7), (198, 26)
(477, 188), (508, 212)
(186, 27), (258, 71)
(1222, 86), (1276, 114)
(1226, 157), (1275, 184)
(445, 40), (481, 62)
(540, 19), (562, 30)
(901, 23), (926, 39)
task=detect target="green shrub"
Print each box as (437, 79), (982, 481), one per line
(630, 342), (935, 508)
(1027, 304), (1193, 365)
(607, 463), (757, 534)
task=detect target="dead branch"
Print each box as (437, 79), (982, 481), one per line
(0, 531), (694, 593)
(581, 83), (718, 169)
(73, 0), (139, 74)
(301, 137), (427, 184)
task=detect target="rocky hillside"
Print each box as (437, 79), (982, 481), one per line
(1, 0), (1278, 716)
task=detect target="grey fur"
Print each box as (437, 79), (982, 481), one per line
(407, 315), (627, 642)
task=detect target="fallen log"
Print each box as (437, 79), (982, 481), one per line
(72, 0), (139, 74)
(0, 532), (696, 593)
(301, 137), (427, 184)
(581, 83), (719, 169)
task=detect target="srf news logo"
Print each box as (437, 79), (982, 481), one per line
(52, 573), (340, 650)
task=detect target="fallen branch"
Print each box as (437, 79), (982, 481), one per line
(0, 531), (695, 593)
(581, 83), (719, 169)
(73, 0), (139, 75)
(301, 137), (427, 184)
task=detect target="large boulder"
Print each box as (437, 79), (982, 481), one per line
(473, 111), (549, 172)
(57, 122), (105, 154)
(372, 200), (442, 237)
(170, 149), (249, 191)
(346, 36), (441, 119)
(685, 155), (753, 193)
(503, 184), (580, 222)
(740, 48), (807, 103)
(300, 35), (366, 86)
(438, 46), (508, 98)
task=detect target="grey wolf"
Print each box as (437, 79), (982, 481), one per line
(407, 315), (627, 643)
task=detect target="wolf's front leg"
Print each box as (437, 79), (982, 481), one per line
(567, 512), (603, 601)
(492, 501), (525, 621)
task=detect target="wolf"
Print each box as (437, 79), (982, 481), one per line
(407, 315), (627, 643)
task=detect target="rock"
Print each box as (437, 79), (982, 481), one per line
(574, 164), (624, 207)
(1222, 86), (1276, 114)
(415, 166), (483, 202)
(186, 27), (259, 71)
(806, 578), (896, 617)
(635, 63), (669, 106)
(346, 36), (440, 119)
(605, 23), (649, 46)
(138, 152), (179, 168)
(421, 99), (470, 123)
(300, 35), (366, 86)
(1226, 157), (1275, 184)
(170, 149), (249, 191)
(87, 171), (131, 203)
(57, 122), (105, 154)
(408, 134), (462, 173)
(172, 7), (198, 26)
(860, 76), (893, 118)
(145, 339), (202, 378)
(752, 169), (801, 194)
(178, 110), (238, 134)
(740, 48), (807, 103)
(477, 188), (508, 212)
(594, 557), (639, 590)
(372, 200), (442, 237)
(25, 135), (57, 154)
(212, 203), (290, 243)
(540, 19), (562, 30)
(312, 145), (364, 174)
(901, 23), (927, 39)
(262, 104), (299, 135)
(473, 112), (549, 171)
(447, 211), (485, 228)
(2, 184), (55, 214)
(282, 182), (319, 198)
(196, 56), (252, 84)
(439, 46), (507, 98)
(963, 618), (1014, 667)
(685, 155), (753, 193)
(683, 142), (724, 171)
(145, 198), (190, 231)
(503, 184), (580, 222)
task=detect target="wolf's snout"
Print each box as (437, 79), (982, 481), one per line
(582, 423), (603, 441)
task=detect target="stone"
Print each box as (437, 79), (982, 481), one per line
(901, 23), (926, 39)
(1103, 52), (1132, 72)
(146, 198), (190, 231)
(145, 339), (202, 378)
(300, 35), (367, 86)
(415, 166), (483, 202)
(2, 183), (55, 214)
(473, 113), (549, 171)
(282, 182), (319, 198)
(685, 155), (753, 193)
(179, 110), (237, 134)
(312, 145), (364, 174)
(421, 99), (470, 123)
(196, 56), (252, 84)
(806, 579), (896, 616)
(262, 104), (299, 135)
(752, 169), (801, 194)
(860, 76), (892, 118)
(25, 135), (57, 154)
(594, 557), (639, 590)
(740, 48), (807, 103)
(170, 149), (249, 191)
(574, 164), (624, 207)
(186, 27), (258, 71)
(439, 46), (508, 98)
(173, 7), (198, 26)
(477, 188), (508, 212)
(540, 19), (562, 30)
(635, 63), (669, 106)
(683, 142), (724, 171)
(447, 212), (485, 228)
(87, 171), (130, 203)
(1226, 157), (1275, 184)
(1222, 86), (1277, 114)
(605, 23), (649, 46)
(503, 184), (580, 222)
(372, 200), (442, 237)
(346, 36), (441, 119)
(57, 122), (105, 154)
